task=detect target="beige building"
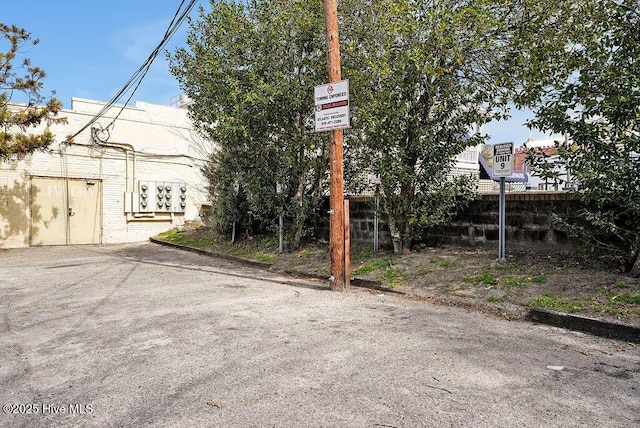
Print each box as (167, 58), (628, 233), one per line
(0, 98), (211, 248)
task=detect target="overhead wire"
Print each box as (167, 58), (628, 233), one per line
(66, 0), (198, 143)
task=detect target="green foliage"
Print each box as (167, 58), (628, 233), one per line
(377, 268), (406, 288)
(501, 275), (529, 290)
(169, 1), (328, 247)
(341, 0), (513, 253)
(495, 263), (516, 272)
(464, 269), (498, 286)
(531, 274), (547, 284)
(156, 228), (217, 249)
(510, 0), (640, 272)
(351, 248), (374, 261)
(0, 23), (65, 161)
(437, 260), (451, 268)
(351, 259), (391, 276)
(171, 0), (519, 253)
(614, 280), (626, 289)
(609, 293), (640, 305)
(531, 292), (583, 313)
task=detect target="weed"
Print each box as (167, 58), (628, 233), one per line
(352, 249), (374, 261)
(609, 293), (640, 305)
(352, 259), (390, 276)
(156, 229), (214, 249)
(228, 247), (243, 256)
(446, 284), (468, 292)
(417, 268), (434, 276)
(259, 235), (279, 249)
(464, 269), (498, 286)
(486, 296), (503, 303)
(254, 252), (276, 263)
(614, 280), (626, 289)
(531, 292), (583, 313)
(501, 275), (530, 290)
(531, 274), (547, 283)
(437, 260), (451, 268)
(378, 268), (406, 287)
(495, 263), (516, 273)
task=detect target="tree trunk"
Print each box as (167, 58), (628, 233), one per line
(388, 217), (403, 254)
(630, 257), (640, 278)
(627, 240), (640, 277)
(291, 177), (306, 248)
(387, 216), (410, 254)
(310, 147), (328, 208)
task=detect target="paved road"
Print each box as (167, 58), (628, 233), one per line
(1, 242), (638, 427)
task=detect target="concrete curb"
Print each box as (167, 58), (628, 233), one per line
(527, 308), (640, 343)
(150, 238), (637, 341)
(149, 238), (404, 295)
(150, 237), (272, 269)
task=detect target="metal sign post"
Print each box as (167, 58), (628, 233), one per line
(499, 177), (506, 259)
(276, 183), (283, 253)
(493, 143), (513, 260)
(232, 180), (240, 243)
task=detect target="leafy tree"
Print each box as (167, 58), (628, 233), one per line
(512, 0), (640, 273)
(169, 0), (329, 247)
(341, 0), (513, 253)
(172, 0), (518, 253)
(1, 23), (64, 161)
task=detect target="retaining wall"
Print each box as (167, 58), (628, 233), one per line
(345, 192), (581, 249)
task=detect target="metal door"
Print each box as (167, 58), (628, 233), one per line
(68, 179), (101, 244)
(30, 177), (67, 245)
(30, 177), (102, 246)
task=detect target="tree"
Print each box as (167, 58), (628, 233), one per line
(169, 0), (329, 247)
(511, 0), (640, 273)
(1, 24), (65, 161)
(172, 0), (517, 253)
(341, 0), (513, 253)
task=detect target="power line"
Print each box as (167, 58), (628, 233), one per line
(66, 0), (198, 143)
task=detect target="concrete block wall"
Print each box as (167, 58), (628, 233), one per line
(346, 196), (392, 249)
(430, 192), (579, 247)
(341, 193), (581, 250)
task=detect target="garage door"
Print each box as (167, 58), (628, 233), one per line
(30, 177), (102, 246)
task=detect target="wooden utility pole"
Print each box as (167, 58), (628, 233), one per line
(323, 0), (347, 291)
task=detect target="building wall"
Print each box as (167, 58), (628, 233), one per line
(453, 145), (482, 177)
(0, 98), (212, 248)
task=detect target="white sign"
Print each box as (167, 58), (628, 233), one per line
(493, 142), (514, 177)
(314, 80), (350, 132)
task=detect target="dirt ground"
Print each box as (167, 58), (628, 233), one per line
(158, 225), (640, 329)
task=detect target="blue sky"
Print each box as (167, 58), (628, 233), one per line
(3, 0), (557, 145)
(3, 0), (196, 108)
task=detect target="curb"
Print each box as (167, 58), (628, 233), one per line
(150, 237), (272, 269)
(527, 308), (640, 343)
(149, 238), (404, 295)
(150, 238), (637, 341)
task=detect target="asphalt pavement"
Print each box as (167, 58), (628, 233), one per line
(1, 242), (638, 427)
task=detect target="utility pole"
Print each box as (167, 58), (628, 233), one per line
(323, 0), (347, 291)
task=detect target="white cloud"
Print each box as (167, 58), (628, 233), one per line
(112, 19), (170, 63)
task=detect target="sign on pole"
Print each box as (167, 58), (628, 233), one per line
(493, 142), (514, 177)
(314, 80), (350, 132)
(492, 142), (513, 259)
